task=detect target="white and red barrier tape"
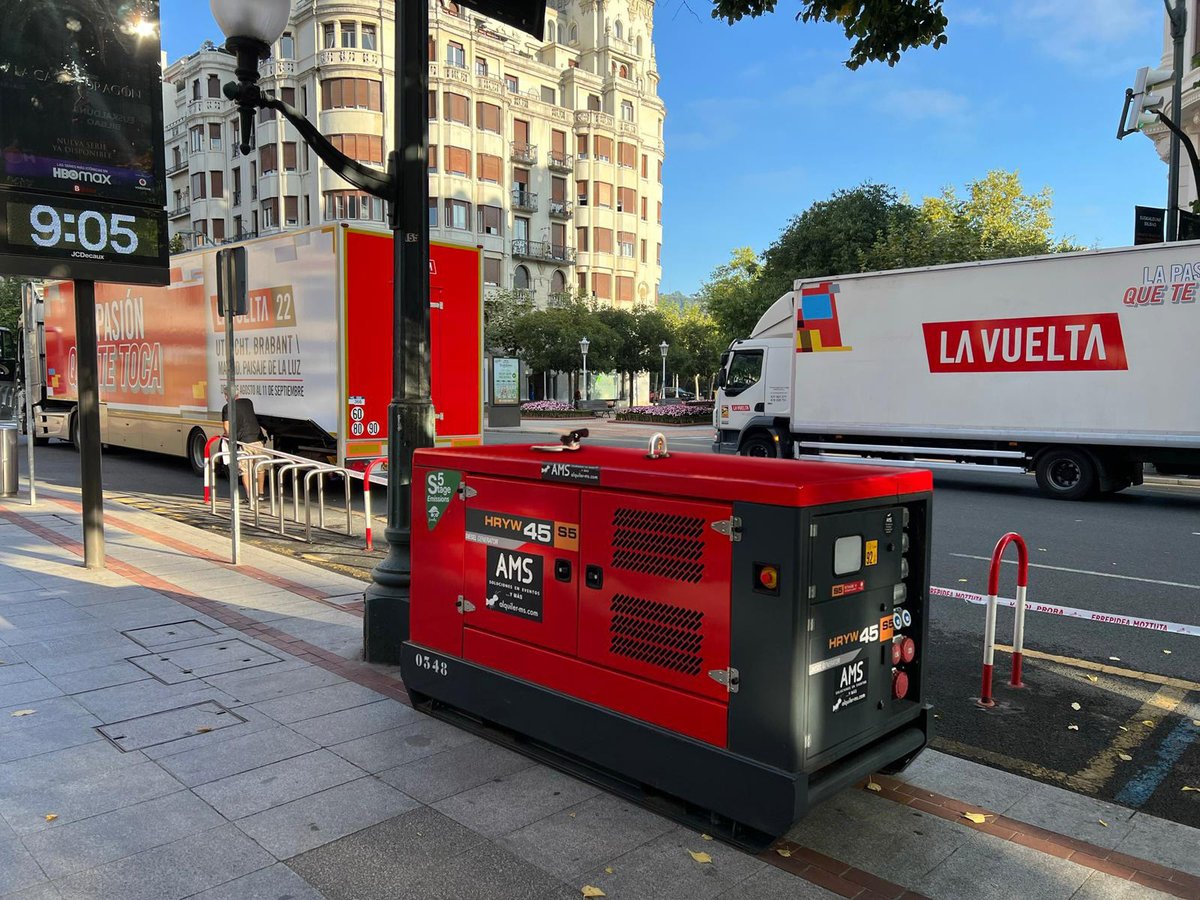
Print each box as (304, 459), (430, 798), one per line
(931, 585), (1200, 638)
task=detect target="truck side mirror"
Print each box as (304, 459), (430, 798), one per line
(717, 369), (726, 388)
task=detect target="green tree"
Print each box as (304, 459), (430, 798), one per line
(483, 289), (535, 355)
(169, 234), (185, 255)
(710, 0), (948, 69)
(862, 170), (1084, 270)
(663, 305), (725, 398)
(697, 247), (763, 347)
(0, 277), (21, 334)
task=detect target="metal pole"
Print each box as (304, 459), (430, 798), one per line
(225, 298), (240, 565)
(1167, 0), (1186, 240)
(582, 352), (588, 400)
(21, 284), (36, 506)
(364, 0), (432, 662)
(72, 280), (104, 568)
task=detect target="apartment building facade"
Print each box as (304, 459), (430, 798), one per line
(162, 0), (666, 308)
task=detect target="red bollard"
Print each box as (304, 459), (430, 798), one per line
(202, 434), (224, 504)
(362, 458), (387, 550)
(979, 532), (1030, 708)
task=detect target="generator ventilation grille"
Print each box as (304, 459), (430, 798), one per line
(610, 508), (705, 583)
(609, 593), (704, 676)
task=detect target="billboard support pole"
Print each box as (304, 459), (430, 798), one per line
(21, 283), (36, 507)
(73, 280), (104, 569)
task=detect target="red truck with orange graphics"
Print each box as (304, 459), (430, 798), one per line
(28, 225), (483, 472)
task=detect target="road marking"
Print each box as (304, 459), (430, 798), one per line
(931, 585), (1200, 637)
(1071, 686), (1186, 795)
(949, 553), (1200, 591)
(992, 645), (1200, 693)
(1114, 716), (1200, 807)
(931, 737), (1073, 786)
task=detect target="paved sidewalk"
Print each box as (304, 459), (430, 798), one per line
(1, 492), (1198, 899)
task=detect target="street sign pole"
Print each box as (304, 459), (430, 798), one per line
(21, 282), (36, 507)
(72, 280), (104, 568)
(217, 246), (247, 565)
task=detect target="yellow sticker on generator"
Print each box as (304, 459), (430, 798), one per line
(865, 540), (879, 566)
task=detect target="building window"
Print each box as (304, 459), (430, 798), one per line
(576, 227), (588, 251)
(324, 191), (385, 222)
(657, 201), (662, 224)
(540, 85), (556, 105)
(618, 231), (635, 257)
(618, 187), (635, 213)
(505, 74), (520, 94)
(210, 170), (224, 198)
(207, 74), (221, 98)
(447, 41), (465, 68)
(513, 265), (530, 290)
(617, 276), (633, 303)
(284, 196), (299, 226)
(262, 198), (277, 229)
(577, 134), (588, 160)
(577, 180), (588, 206)
(615, 20), (624, 39)
(619, 64), (629, 79)
(192, 79), (200, 100)
(621, 100), (634, 122)
(570, 23), (578, 42)
(280, 32), (294, 58)
(428, 91), (437, 119)
(428, 197), (438, 227)
(341, 23), (356, 48)
(640, 197), (647, 221)
(594, 136), (612, 162)
(208, 123), (222, 150)
(331, 134), (384, 165)
(618, 142), (636, 168)
(191, 172), (207, 200)
(323, 23), (336, 49)
(190, 126), (203, 153)
(641, 154), (648, 178)
(361, 24), (377, 51)
(260, 143), (278, 174)
(595, 182), (612, 208)
(476, 102), (501, 133)
(475, 57), (489, 76)
(594, 228), (612, 254)
(657, 160), (663, 183)
(445, 146), (470, 177)
(283, 142), (298, 171)
(557, 22), (567, 44)
(477, 153), (501, 183)
(657, 242), (662, 264)
(445, 198), (471, 229)
(445, 92), (470, 125)
(551, 270), (566, 293)
(478, 204), (502, 236)
(587, 94), (601, 111)
(429, 144), (438, 171)
(592, 273), (611, 300)
(321, 78), (383, 111)
(281, 86), (296, 107)
(484, 256), (501, 286)
(640, 239), (647, 263)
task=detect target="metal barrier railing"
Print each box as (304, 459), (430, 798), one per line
(203, 439), (386, 546)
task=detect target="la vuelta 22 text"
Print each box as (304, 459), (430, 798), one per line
(1124, 265), (1200, 306)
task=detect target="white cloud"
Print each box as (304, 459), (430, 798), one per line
(873, 87), (971, 120)
(1001, 0), (1157, 70)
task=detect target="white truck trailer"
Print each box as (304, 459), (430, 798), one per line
(712, 243), (1200, 499)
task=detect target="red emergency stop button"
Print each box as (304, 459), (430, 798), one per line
(901, 637), (916, 664)
(893, 670), (910, 699)
(754, 564), (780, 594)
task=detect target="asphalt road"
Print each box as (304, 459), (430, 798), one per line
(17, 429), (1200, 827)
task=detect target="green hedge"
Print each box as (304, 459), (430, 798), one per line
(521, 411), (596, 418)
(614, 412), (712, 425)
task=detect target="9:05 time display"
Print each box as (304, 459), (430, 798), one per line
(29, 205), (141, 255)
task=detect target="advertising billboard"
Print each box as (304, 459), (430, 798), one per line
(0, 0), (168, 284)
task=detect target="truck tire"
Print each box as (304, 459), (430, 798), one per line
(739, 433), (777, 458)
(1035, 448), (1097, 500)
(187, 428), (208, 476)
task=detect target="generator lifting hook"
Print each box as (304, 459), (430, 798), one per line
(646, 432), (670, 459)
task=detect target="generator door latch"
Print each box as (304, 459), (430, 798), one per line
(711, 517), (742, 542)
(456, 596), (476, 614)
(457, 483), (478, 499)
(708, 667), (740, 693)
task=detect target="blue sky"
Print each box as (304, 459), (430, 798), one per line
(161, 1), (1168, 295)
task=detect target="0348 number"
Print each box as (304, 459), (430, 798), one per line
(412, 652), (448, 676)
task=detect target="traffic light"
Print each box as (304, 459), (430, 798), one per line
(1119, 66), (1173, 137)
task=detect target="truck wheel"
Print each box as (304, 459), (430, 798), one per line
(187, 428), (208, 476)
(1035, 448), (1096, 500)
(739, 434), (777, 458)
(69, 413), (80, 452)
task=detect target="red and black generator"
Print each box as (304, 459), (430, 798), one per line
(400, 439), (932, 837)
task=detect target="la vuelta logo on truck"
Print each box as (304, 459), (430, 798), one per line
(922, 313), (1128, 373)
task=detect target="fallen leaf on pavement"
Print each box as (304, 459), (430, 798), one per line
(1118, 753), (1133, 761)
(568, 813), (576, 818)
(1164, 649), (1173, 654)
(961, 813), (992, 824)
(1194, 721), (1200, 727)
(604, 867), (614, 875)
(10, 710), (35, 717)
(1119, 726), (1128, 731)
(865, 779), (882, 792)
(1183, 786), (1199, 793)
(957, 578), (968, 583)
(1085, 675), (1099, 683)
(689, 851), (713, 864)
(701, 833), (713, 841)
(44, 814), (57, 822)
(1071, 702), (1081, 711)
(1068, 724), (1079, 731)
(775, 848), (792, 858)
(1098, 820), (1109, 827)
(1109, 657), (1120, 661)
(196, 727), (212, 734)
(1037, 547), (1047, 552)
(581, 886), (606, 898)
(1142, 720), (1155, 728)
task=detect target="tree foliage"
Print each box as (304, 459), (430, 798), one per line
(695, 247), (762, 349)
(0, 278), (23, 334)
(710, 0), (948, 70)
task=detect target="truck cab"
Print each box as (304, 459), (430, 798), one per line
(713, 292), (795, 457)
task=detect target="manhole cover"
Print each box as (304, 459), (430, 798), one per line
(129, 640), (283, 685)
(124, 620), (221, 650)
(98, 701), (246, 751)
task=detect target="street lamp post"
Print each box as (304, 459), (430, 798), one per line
(659, 341), (668, 403)
(579, 337), (589, 403)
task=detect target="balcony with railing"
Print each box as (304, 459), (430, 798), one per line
(510, 141), (538, 165)
(547, 150), (574, 172)
(548, 199), (573, 220)
(169, 204), (191, 219)
(511, 189), (538, 212)
(512, 240), (576, 264)
(319, 49), (382, 68)
(166, 159), (189, 176)
(232, 190), (242, 207)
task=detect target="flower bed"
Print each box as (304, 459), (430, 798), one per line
(615, 404), (713, 425)
(520, 400), (594, 418)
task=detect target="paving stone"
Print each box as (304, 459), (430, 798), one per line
(19, 648), (143, 679)
(575, 825), (764, 900)
(0, 604), (94, 629)
(54, 823), (274, 900)
(328, 715), (476, 773)
(0, 696), (98, 732)
(20, 790), (224, 879)
(185, 863), (327, 900)
(398, 837), (572, 900)
(0, 740), (145, 795)
(194, 748), (366, 819)
(1115, 811), (1200, 878)
(127, 640), (283, 685)
(136, 704), (283, 760)
(251, 681), (385, 725)
(75, 677), (240, 725)
(0, 620), (115, 647)
(234, 775), (419, 859)
(714, 866), (839, 899)
(784, 788), (969, 885)
(900, 749), (1038, 814)
(0, 717), (104, 764)
(0, 882), (63, 899)
(376, 738), (536, 804)
(0, 678), (63, 709)
(915, 831), (1091, 899)
(1069, 870), (1167, 900)
(290, 699), (422, 747)
(1003, 781), (1136, 850)
(199, 660), (332, 703)
(432, 763), (601, 838)
(0, 759), (182, 835)
(0, 835), (47, 896)
(44, 662), (150, 696)
(287, 806), (487, 899)
(500, 791), (678, 880)
(57, 587), (162, 609)
(121, 620), (221, 650)
(97, 701), (245, 752)
(152, 724), (320, 786)
(0, 663), (42, 687)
